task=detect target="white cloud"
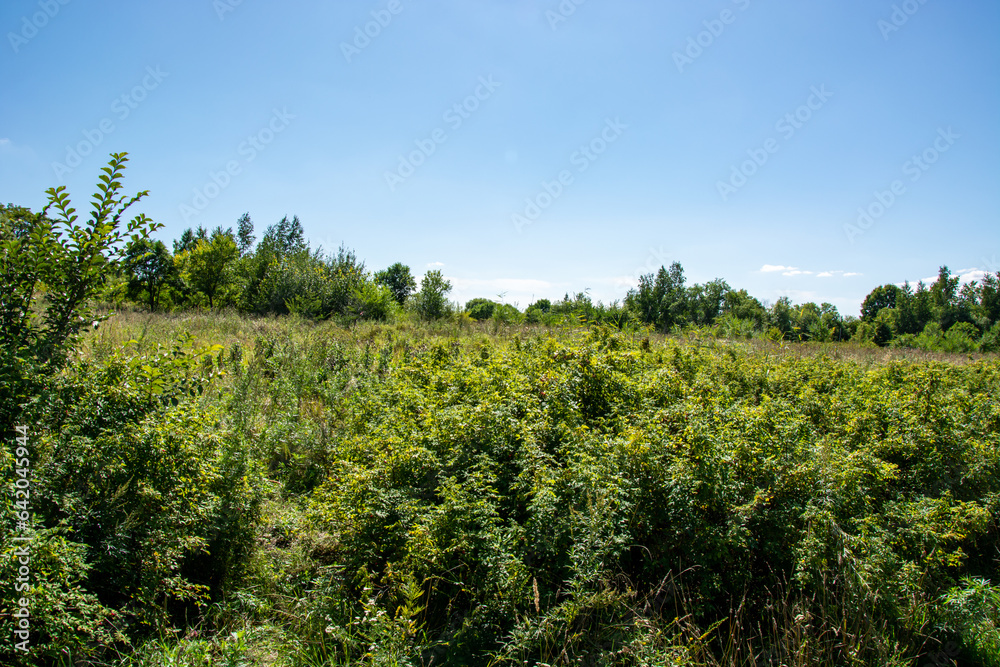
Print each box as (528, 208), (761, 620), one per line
(0, 138), (10, 146)
(843, 272), (862, 277)
(426, 261), (444, 268)
(763, 265), (860, 279)
(957, 268), (986, 284)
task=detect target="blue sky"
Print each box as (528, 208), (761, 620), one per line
(2, 0), (998, 315)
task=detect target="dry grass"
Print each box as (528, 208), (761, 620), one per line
(82, 307), (991, 370)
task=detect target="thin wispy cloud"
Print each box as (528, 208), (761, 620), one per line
(762, 266), (861, 279)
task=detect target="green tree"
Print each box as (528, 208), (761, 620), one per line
(819, 303), (846, 341)
(975, 272), (1000, 329)
(263, 214), (306, 257)
(375, 262), (418, 305)
(860, 284), (901, 321)
(687, 278), (730, 326)
(525, 298), (552, 324)
(0, 152), (158, 430)
(123, 238), (177, 311)
(173, 225), (207, 254)
(236, 212), (255, 256)
(415, 269), (452, 320)
(768, 296), (795, 339)
(721, 289), (767, 329)
(930, 266), (961, 330)
(872, 308), (896, 346)
(894, 282), (921, 335)
(795, 302), (823, 341)
(530, 298), (552, 313)
(626, 261), (688, 331)
(182, 228), (238, 308)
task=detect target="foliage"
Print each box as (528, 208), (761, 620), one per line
(375, 262), (418, 306)
(939, 577), (1000, 666)
(353, 280), (396, 322)
(235, 212), (255, 257)
(28, 198), (994, 355)
(625, 261), (689, 331)
(179, 228), (239, 308)
(287, 326), (999, 665)
(860, 267), (1000, 351)
(0, 335), (264, 665)
(123, 238), (178, 311)
(6, 307), (996, 665)
(861, 283), (901, 321)
(0, 152), (159, 434)
(465, 297), (497, 321)
(414, 269), (453, 320)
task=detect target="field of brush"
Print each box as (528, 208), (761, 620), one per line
(3, 309), (998, 666)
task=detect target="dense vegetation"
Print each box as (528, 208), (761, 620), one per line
(2, 157), (998, 665)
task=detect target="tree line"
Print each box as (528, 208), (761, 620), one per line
(3, 203), (998, 354)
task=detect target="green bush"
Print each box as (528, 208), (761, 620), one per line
(353, 281), (396, 322)
(0, 337), (264, 664)
(940, 577), (1000, 667)
(1, 153), (158, 435)
(465, 298), (497, 321)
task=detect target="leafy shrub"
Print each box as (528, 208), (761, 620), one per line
(0, 337), (264, 664)
(465, 298), (497, 321)
(1, 153), (158, 434)
(353, 281), (396, 322)
(981, 322), (1000, 352)
(939, 577), (1000, 666)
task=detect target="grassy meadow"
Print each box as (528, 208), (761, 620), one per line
(3, 309), (999, 666)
